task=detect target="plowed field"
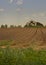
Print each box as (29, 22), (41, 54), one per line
(0, 28), (46, 49)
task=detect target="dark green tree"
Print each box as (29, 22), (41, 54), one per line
(5, 24), (8, 28)
(10, 25), (15, 28)
(24, 20), (44, 27)
(36, 22), (44, 27)
(17, 25), (22, 28)
(1, 25), (5, 28)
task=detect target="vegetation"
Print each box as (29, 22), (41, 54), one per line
(24, 20), (44, 27)
(0, 20), (45, 28)
(0, 47), (46, 65)
(10, 25), (15, 28)
(1, 24), (8, 28)
(36, 22), (44, 27)
(45, 25), (46, 27)
(5, 24), (8, 28)
(1, 25), (5, 28)
(0, 20), (45, 65)
(0, 40), (13, 46)
(17, 25), (22, 28)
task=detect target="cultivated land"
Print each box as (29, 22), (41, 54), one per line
(0, 27), (46, 50)
(0, 27), (46, 65)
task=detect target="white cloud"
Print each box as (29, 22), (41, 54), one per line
(16, 0), (23, 12)
(9, 0), (23, 5)
(16, 0), (23, 5)
(0, 9), (4, 12)
(9, 0), (13, 3)
(8, 0), (23, 12)
(32, 12), (46, 17)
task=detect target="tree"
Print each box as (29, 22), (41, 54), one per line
(24, 20), (35, 27)
(24, 24), (28, 27)
(5, 24), (8, 28)
(10, 25), (15, 28)
(36, 22), (44, 27)
(1, 25), (5, 28)
(15, 25), (17, 28)
(24, 20), (44, 27)
(17, 25), (22, 28)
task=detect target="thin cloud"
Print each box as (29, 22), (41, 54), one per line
(0, 9), (4, 12)
(16, 0), (23, 5)
(9, 0), (13, 3)
(32, 12), (46, 17)
(16, 8), (21, 11)
(16, 0), (23, 12)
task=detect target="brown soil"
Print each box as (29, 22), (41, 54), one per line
(0, 27), (46, 50)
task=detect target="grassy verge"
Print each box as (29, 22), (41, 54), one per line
(0, 40), (13, 46)
(0, 47), (46, 65)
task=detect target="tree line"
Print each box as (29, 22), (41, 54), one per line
(0, 24), (22, 28)
(0, 20), (46, 28)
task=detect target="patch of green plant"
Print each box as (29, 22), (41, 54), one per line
(0, 40), (13, 46)
(0, 47), (46, 65)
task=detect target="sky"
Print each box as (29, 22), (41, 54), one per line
(0, 0), (46, 26)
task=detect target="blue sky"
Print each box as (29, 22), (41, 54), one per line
(0, 0), (46, 26)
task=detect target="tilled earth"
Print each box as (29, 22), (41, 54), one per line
(0, 27), (46, 50)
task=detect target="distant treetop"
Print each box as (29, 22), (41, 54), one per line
(24, 20), (44, 27)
